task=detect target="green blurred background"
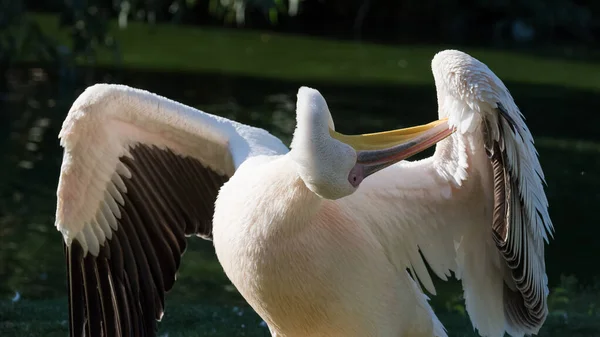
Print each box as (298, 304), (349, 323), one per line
(1, 1), (600, 336)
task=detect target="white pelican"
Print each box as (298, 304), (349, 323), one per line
(55, 49), (553, 337)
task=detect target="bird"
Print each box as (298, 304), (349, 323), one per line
(54, 49), (553, 337)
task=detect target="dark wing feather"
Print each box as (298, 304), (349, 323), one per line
(486, 104), (549, 333)
(65, 144), (229, 337)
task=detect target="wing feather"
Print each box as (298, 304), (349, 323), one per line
(436, 50), (553, 336)
(487, 103), (550, 333)
(56, 84), (288, 337)
(345, 50), (553, 337)
(435, 50), (553, 336)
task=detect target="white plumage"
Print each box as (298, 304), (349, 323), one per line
(55, 49), (553, 337)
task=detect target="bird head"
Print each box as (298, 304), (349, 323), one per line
(290, 86), (453, 200)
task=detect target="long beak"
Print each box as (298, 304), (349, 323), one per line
(330, 118), (454, 178)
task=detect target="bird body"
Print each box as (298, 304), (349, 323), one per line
(214, 155), (446, 337)
(54, 50), (553, 337)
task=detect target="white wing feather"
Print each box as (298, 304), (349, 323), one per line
(56, 83), (288, 253)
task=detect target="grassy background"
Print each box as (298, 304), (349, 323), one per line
(1, 296), (599, 337)
(32, 13), (600, 91)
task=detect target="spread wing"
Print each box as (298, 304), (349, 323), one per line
(55, 84), (288, 337)
(433, 50), (554, 336)
(344, 50), (553, 337)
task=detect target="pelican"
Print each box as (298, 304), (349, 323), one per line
(55, 49), (553, 337)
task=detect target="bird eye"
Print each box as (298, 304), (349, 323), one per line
(348, 166), (364, 187)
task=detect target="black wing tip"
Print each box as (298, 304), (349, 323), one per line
(66, 238), (126, 337)
(65, 143), (229, 337)
(504, 283), (548, 334)
(66, 241), (85, 337)
(489, 128), (549, 335)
